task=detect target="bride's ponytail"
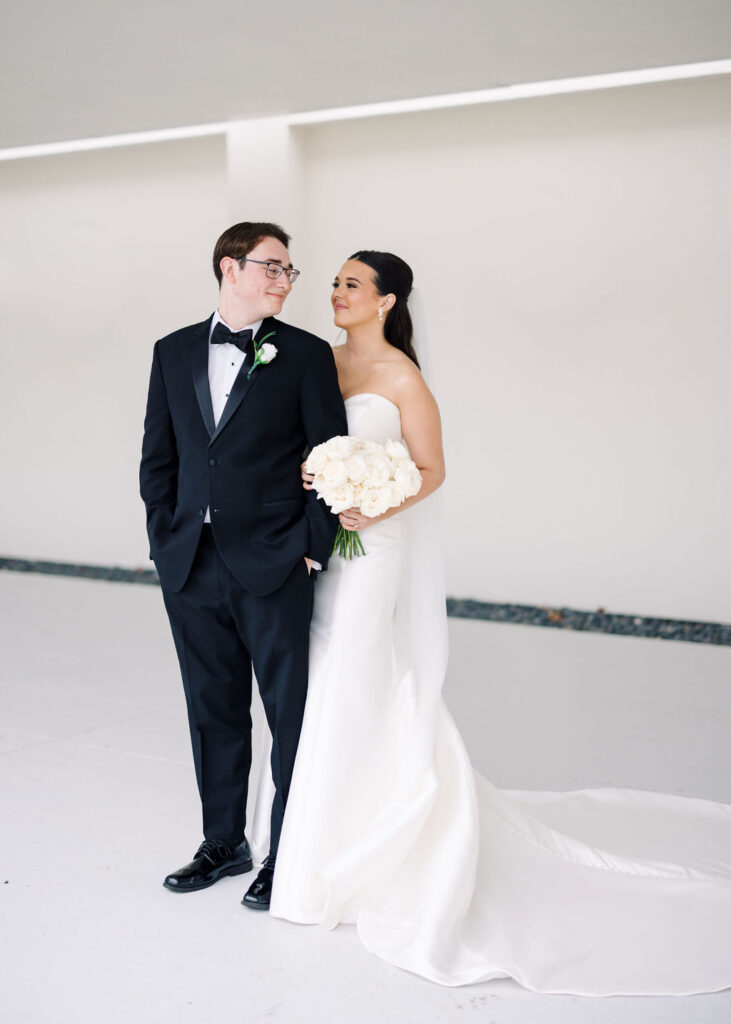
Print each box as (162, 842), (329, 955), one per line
(348, 251), (420, 369)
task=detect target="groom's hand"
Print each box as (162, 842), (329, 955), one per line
(304, 557), (318, 575)
(301, 460), (315, 490)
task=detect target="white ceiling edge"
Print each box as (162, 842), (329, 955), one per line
(287, 58), (731, 124)
(0, 121), (233, 163)
(1, 59), (729, 164)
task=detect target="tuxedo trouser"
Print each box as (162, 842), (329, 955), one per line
(161, 526), (315, 854)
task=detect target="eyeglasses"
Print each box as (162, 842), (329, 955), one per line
(235, 257), (301, 284)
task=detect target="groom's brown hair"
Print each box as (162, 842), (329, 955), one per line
(213, 221), (291, 286)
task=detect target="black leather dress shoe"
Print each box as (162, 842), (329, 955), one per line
(241, 854), (276, 910)
(163, 838), (253, 893)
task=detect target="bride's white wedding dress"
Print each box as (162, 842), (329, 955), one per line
(257, 392), (731, 995)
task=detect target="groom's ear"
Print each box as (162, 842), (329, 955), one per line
(219, 256), (238, 286)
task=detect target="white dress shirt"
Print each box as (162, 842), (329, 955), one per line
(208, 310), (262, 427)
(204, 312), (262, 522)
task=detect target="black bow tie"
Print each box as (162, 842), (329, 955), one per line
(211, 322), (254, 352)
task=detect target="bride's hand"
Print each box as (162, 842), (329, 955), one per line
(339, 507), (375, 531)
(301, 460), (315, 490)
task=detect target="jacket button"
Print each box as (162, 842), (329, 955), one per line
(198, 508), (204, 517)
(208, 458), (217, 467)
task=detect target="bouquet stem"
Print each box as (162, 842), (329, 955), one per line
(331, 524), (366, 559)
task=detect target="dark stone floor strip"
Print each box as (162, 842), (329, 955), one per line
(0, 557), (160, 586)
(446, 598), (731, 647)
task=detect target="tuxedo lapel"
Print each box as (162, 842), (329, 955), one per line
(190, 317), (215, 438)
(211, 317), (278, 442)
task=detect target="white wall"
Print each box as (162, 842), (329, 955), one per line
(0, 136), (228, 567)
(296, 76), (731, 621)
(1, 76), (729, 621)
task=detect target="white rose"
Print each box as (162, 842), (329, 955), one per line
(405, 464), (422, 497)
(327, 482), (355, 514)
(343, 453), (367, 482)
(385, 480), (404, 508)
(364, 455), (391, 488)
(361, 440), (383, 457)
(360, 487), (391, 518)
(323, 460), (348, 487)
(305, 444), (329, 474)
(385, 439), (409, 461)
(395, 462), (422, 498)
(324, 435), (355, 459)
(259, 342), (278, 364)
(312, 472), (328, 497)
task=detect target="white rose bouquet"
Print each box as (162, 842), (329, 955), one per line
(305, 436), (422, 558)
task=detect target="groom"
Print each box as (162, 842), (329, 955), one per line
(140, 221), (347, 909)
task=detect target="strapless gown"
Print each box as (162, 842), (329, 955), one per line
(257, 392), (731, 995)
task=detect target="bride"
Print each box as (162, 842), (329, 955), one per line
(258, 250), (731, 995)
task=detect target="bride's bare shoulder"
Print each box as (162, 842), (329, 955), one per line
(389, 352), (435, 407)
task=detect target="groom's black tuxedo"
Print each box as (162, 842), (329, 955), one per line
(141, 315), (345, 594)
(140, 313), (347, 853)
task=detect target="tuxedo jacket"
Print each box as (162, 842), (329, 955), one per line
(140, 314), (347, 595)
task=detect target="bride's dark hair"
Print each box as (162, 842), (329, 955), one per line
(349, 250), (420, 368)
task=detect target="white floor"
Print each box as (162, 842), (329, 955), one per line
(1, 572), (730, 1024)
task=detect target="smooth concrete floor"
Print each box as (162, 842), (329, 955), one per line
(1, 572), (730, 1024)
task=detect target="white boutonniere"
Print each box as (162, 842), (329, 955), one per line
(247, 332), (278, 379)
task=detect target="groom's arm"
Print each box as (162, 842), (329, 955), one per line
(139, 342), (179, 554)
(300, 340), (347, 571)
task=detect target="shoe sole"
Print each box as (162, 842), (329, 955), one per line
(163, 858), (253, 893)
(241, 897), (270, 911)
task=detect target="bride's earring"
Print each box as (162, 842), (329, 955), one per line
(378, 307), (384, 322)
